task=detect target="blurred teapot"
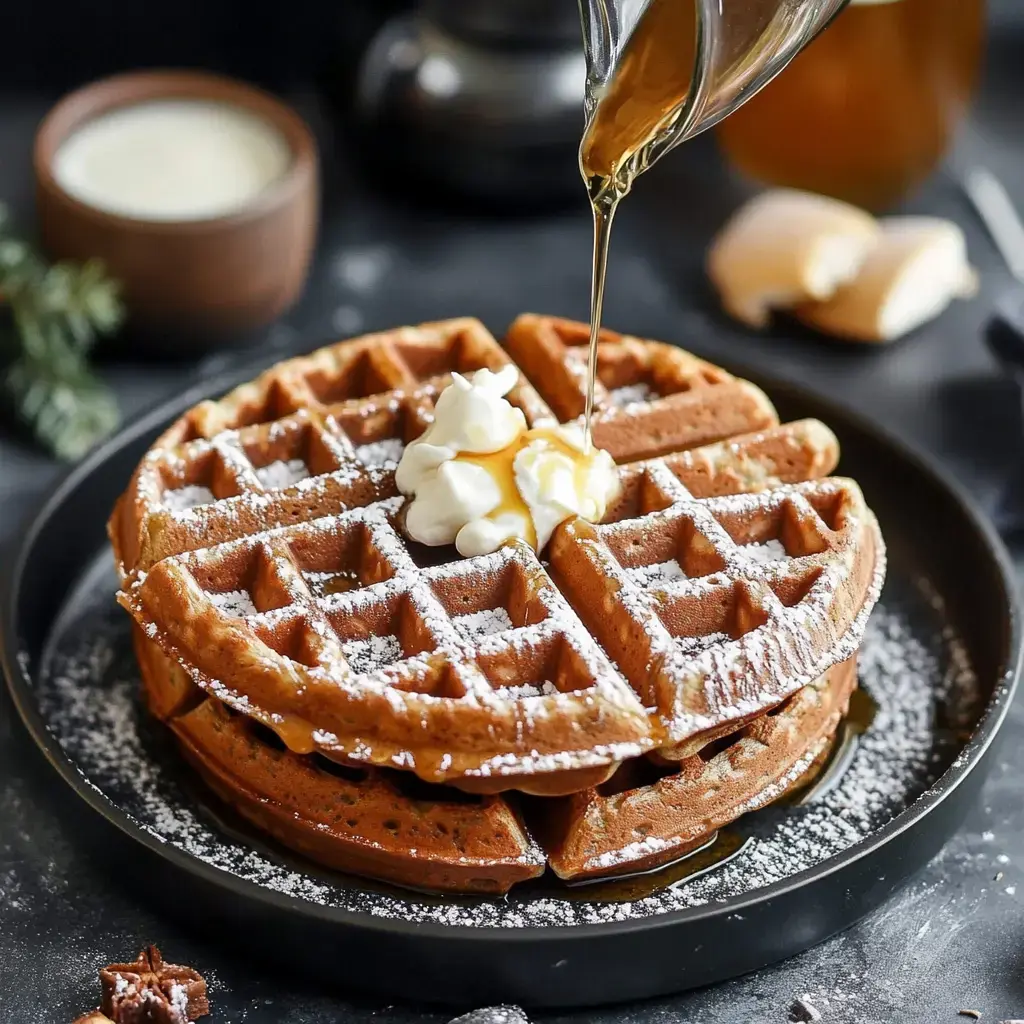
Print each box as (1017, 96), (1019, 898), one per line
(354, 0), (587, 207)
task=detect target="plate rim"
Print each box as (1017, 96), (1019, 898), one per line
(3, 353), (1021, 944)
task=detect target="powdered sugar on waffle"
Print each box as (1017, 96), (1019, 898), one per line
(156, 458), (379, 518)
(589, 478), (887, 745)
(354, 438), (405, 468)
(587, 835), (675, 871)
(225, 525), (653, 772)
(162, 485), (215, 511)
(255, 458), (310, 490)
(609, 383), (654, 407)
(743, 538), (788, 563)
(454, 608), (514, 640)
(37, 567), (984, 929)
(497, 681), (559, 699)
(675, 632), (729, 655)
(128, 433), (877, 797)
(627, 559), (686, 585)
(207, 589), (257, 618)
(303, 570), (359, 599)
(341, 635), (402, 673)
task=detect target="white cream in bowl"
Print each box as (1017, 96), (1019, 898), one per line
(53, 99), (292, 222)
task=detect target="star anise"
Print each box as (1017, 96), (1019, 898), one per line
(96, 946), (209, 1024)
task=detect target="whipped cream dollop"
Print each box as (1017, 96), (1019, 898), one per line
(395, 365), (620, 557)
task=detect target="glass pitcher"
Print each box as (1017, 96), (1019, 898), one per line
(578, 0), (851, 198)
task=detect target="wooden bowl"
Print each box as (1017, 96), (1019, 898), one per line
(34, 70), (319, 344)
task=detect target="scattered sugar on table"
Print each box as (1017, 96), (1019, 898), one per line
(448, 1007), (531, 1024)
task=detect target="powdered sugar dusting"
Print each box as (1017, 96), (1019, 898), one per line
(168, 982), (188, 1018)
(497, 681), (559, 699)
(304, 570), (359, 599)
(454, 608), (514, 640)
(587, 834), (674, 870)
(449, 1007), (531, 1024)
(675, 632), (730, 655)
(256, 458), (310, 490)
(744, 538), (788, 563)
(355, 438), (405, 468)
(34, 561), (985, 929)
(208, 589), (257, 617)
(163, 485), (215, 511)
(341, 635), (402, 673)
(628, 559), (686, 585)
(609, 383), (654, 407)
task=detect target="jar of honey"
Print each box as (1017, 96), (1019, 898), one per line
(714, 0), (986, 210)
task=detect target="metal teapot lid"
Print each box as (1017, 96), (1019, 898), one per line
(425, 0), (581, 47)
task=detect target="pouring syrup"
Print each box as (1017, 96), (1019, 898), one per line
(576, 0), (848, 448)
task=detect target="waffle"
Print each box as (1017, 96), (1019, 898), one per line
(135, 637), (851, 893)
(112, 314), (885, 891)
(541, 656), (858, 880)
(135, 639), (547, 894)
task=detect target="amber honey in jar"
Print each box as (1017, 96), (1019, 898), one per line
(714, 0), (985, 210)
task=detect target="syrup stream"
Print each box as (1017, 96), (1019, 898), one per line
(583, 190), (621, 453)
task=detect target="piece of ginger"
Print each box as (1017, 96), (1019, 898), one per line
(707, 189), (879, 329)
(795, 217), (978, 343)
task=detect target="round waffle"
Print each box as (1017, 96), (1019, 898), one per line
(111, 314), (885, 891)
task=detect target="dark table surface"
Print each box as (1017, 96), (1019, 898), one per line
(3, 10), (1024, 1023)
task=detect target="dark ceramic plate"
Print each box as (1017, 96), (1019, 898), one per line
(2, 359), (1020, 1009)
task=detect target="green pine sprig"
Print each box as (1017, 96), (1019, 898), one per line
(0, 203), (124, 460)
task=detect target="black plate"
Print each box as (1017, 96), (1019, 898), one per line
(2, 362), (1020, 1010)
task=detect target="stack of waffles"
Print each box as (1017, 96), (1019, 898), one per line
(111, 315), (885, 894)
